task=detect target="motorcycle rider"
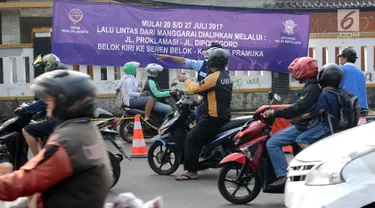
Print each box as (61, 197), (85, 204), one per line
(338, 47), (369, 125)
(15, 53), (67, 156)
(156, 42), (228, 122)
(263, 57), (322, 186)
(0, 70), (112, 207)
(143, 63), (175, 120)
(175, 48), (232, 181)
(115, 61), (154, 121)
(294, 63), (343, 139)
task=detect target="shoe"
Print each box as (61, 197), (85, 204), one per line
(269, 176), (287, 186)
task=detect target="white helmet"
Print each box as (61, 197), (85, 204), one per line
(204, 47), (220, 59)
(145, 63), (163, 77)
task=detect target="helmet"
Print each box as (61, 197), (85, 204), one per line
(207, 48), (228, 69)
(123, 61), (140, 75)
(203, 42), (223, 59)
(317, 63), (343, 88)
(145, 63), (163, 78)
(30, 70), (97, 120)
(33, 53), (62, 72)
(337, 48), (358, 63)
(288, 57), (319, 82)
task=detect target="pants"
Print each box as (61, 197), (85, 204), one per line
(129, 96), (172, 119)
(23, 119), (57, 142)
(184, 116), (228, 172)
(195, 103), (202, 123)
(266, 123), (329, 178)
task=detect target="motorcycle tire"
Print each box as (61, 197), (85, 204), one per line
(119, 120), (134, 144)
(108, 151), (121, 188)
(217, 162), (261, 204)
(147, 142), (180, 175)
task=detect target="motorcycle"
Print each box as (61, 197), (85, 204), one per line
(216, 92), (309, 204)
(118, 83), (193, 144)
(0, 101), (127, 188)
(147, 91), (253, 175)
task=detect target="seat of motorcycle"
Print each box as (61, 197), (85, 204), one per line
(218, 115), (253, 133)
(123, 105), (146, 114)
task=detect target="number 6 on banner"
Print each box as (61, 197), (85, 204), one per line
(337, 9), (359, 32)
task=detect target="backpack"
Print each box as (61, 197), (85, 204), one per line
(326, 88), (360, 131)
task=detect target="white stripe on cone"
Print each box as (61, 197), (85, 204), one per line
(134, 119), (142, 129)
(358, 117), (366, 125)
(133, 139), (146, 148)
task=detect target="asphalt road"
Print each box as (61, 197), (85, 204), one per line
(106, 140), (291, 208)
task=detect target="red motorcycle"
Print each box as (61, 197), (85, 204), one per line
(217, 92), (301, 204)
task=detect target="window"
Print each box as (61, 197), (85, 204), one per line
(24, 57), (30, 83)
(73, 64), (80, 71)
(86, 65), (93, 79)
(0, 58), (3, 84)
(114, 66), (121, 80)
(101, 66), (107, 80)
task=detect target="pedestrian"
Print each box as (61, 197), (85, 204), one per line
(338, 47), (369, 125)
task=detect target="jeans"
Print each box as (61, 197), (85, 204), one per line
(266, 123), (330, 178)
(184, 116), (228, 172)
(129, 96), (172, 119)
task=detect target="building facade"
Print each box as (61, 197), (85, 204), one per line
(0, 0), (374, 117)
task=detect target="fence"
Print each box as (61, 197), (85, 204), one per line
(0, 37), (374, 98)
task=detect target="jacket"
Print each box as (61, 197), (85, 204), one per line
(339, 63), (369, 109)
(115, 75), (141, 106)
(0, 118), (112, 208)
(22, 100), (46, 113)
(274, 79), (321, 130)
(144, 78), (171, 101)
(184, 69), (232, 120)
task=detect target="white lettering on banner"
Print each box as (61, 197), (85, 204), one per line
(89, 19), (279, 55)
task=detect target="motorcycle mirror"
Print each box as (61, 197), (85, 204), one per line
(171, 82), (177, 87)
(273, 93), (281, 102)
(267, 91), (274, 101)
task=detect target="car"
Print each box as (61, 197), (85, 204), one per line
(285, 121), (375, 208)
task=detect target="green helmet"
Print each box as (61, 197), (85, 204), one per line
(123, 61), (140, 75)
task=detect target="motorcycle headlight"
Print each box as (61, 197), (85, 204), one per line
(240, 145), (252, 159)
(305, 157), (351, 186)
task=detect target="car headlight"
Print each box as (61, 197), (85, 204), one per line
(305, 157), (351, 186)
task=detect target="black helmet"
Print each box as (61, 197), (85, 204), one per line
(337, 48), (358, 63)
(317, 63), (343, 88)
(30, 70), (97, 120)
(33, 53), (64, 72)
(207, 48), (228, 69)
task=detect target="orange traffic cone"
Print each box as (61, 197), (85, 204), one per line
(131, 114), (147, 158)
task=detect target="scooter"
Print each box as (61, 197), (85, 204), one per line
(118, 83), (194, 144)
(147, 91), (253, 175)
(216, 92), (309, 204)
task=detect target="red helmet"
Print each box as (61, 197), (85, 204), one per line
(288, 57), (319, 81)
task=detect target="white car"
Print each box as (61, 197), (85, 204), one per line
(285, 121), (375, 208)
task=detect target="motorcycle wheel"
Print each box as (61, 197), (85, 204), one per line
(147, 142), (179, 175)
(119, 120), (134, 144)
(217, 162), (261, 204)
(108, 151), (121, 188)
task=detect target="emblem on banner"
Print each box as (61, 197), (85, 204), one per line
(282, 20), (297, 35)
(69, 8), (83, 24)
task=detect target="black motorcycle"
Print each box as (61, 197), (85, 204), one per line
(147, 92), (253, 175)
(0, 108), (127, 188)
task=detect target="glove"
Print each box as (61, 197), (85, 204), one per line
(140, 91), (148, 96)
(170, 89), (178, 95)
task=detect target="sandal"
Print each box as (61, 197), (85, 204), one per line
(175, 173), (199, 181)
